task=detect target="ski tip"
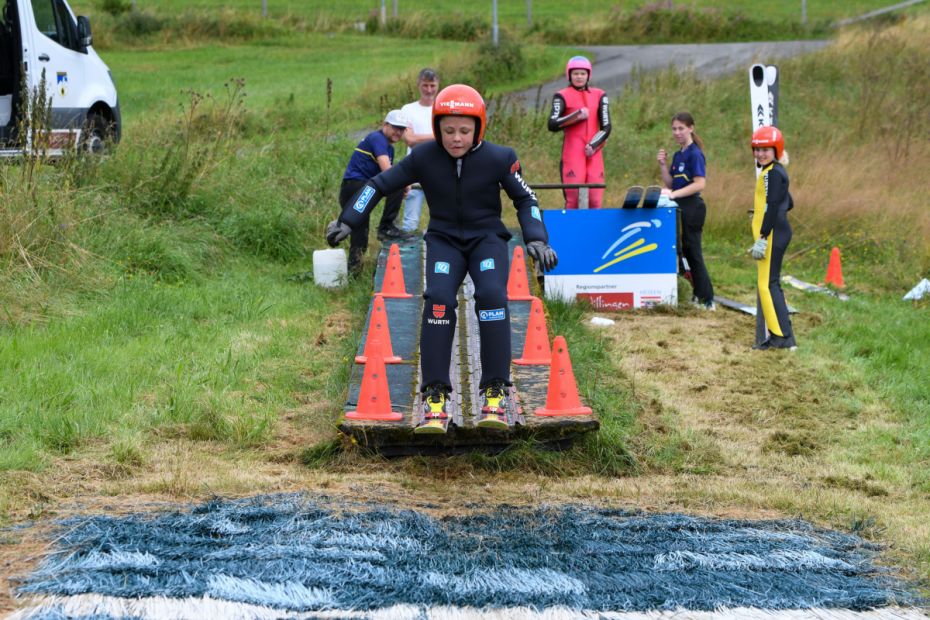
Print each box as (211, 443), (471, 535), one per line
(750, 64), (765, 85)
(477, 414), (509, 430)
(414, 420), (448, 435)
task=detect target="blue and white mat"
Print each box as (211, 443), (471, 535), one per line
(9, 494), (925, 619)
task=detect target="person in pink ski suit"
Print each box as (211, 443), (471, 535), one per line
(547, 56), (612, 209)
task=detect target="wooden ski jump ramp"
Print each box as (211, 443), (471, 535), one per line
(338, 235), (599, 455)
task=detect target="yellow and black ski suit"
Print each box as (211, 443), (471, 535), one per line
(752, 161), (796, 348)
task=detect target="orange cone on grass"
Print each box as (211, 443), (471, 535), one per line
(379, 243), (412, 298)
(535, 336), (592, 417)
(514, 297), (551, 365)
(507, 245), (533, 301)
(345, 338), (402, 421)
(824, 246), (845, 288)
(356, 294), (402, 364)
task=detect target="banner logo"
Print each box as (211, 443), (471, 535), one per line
(353, 186), (375, 213)
(480, 258), (495, 271)
(479, 308), (506, 321)
(432, 304), (446, 319)
(434, 261), (450, 274)
(595, 218), (661, 273)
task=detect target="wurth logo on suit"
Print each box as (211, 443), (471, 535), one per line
(427, 303), (451, 326)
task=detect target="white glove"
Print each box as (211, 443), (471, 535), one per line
(750, 237), (768, 260)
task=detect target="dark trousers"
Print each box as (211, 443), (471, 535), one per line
(338, 179), (403, 271)
(759, 222), (796, 346)
(420, 232), (511, 391)
(678, 195), (714, 304)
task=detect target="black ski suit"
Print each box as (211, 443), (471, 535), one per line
(337, 140), (550, 392)
(753, 161), (796, 347)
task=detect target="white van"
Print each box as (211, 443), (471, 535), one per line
(1, 0), (120, 156)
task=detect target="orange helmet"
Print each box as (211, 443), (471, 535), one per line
(751, 125), (785, 160)
(432, 84), (486, 147)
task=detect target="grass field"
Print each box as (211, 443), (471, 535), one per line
(1, 7), (930, 612)
(81, 0), (918, 24)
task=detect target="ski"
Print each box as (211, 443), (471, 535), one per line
(782, 275), (850, 301)
(749, 64), (771, 131)
(766, 65), (779, 128)
(749, 63), (779, 346)
(621, 185), (644, 209)
(641, 185), (662, 209)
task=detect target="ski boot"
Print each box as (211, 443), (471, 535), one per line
(415, 384), (451, 435)
(477, 381), (510, 430)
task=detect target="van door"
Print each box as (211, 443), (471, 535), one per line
(22, 0), (87, 138)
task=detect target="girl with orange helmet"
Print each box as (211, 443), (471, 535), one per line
(548, 55), (611, 209)
(749, 125), (796, 350)
(327, 85), (558, 431)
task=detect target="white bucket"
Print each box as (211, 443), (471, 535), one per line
(312, 248), (348, 288)
(0, 95), (11, 126)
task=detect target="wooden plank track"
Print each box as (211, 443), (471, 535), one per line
(338, 233), (599, 455)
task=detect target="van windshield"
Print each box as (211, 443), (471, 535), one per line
(31, 0), (79, 50)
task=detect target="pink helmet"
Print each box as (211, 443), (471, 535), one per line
(565, 55), (592, 81)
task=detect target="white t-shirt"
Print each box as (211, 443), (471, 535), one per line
(400, 101), (433, 157)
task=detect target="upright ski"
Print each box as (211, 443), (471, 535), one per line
(621, 185), (644, 209)
(641, 185), (662, 209)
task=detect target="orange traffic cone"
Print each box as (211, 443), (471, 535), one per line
(514, 297), (551, 365)
(345, 338), (402, 421)
(535, 336), (592, 417)
(356, 294), (402, 364)
(379, 243), (412, 298)
(824, 246), (845, 288)
(507, 245), (533, 301)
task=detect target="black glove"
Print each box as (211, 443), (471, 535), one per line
(525, 241), (558, 272)
(325, 219), (351, 247)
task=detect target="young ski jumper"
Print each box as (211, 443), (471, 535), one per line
(327, 85), (558, 423)
(749, 125), (796, 350)
(657, 112), (715, 309)
(548, 56), (611, 209)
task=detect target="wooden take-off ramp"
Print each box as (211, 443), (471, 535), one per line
(338, 235), (599, 455)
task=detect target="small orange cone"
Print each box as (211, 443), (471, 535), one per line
(824, 246), (845, 288)
(356, 294), (402, 364)
(379, 243), (412, 298)
(514, 297), (551, 366)
(507, 245), (533, 301)
(345, 338), (402, 421)
(535, 336), (592, 417)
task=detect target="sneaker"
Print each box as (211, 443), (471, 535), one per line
(377, 225), (417, 243)
(422, 384), (449, 420)
(752, 340), (773, 351)
(478, 382), (510, 430)
(703, 301), (716, 311)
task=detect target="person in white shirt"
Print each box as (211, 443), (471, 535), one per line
(399, 68), (440, 233)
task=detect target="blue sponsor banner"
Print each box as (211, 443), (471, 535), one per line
(543, 208), (677, 276)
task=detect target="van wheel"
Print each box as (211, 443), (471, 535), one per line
(82, 113), (111, 155)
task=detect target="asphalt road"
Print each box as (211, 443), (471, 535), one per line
(508, 40), (831, 110)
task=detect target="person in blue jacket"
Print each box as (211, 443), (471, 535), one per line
(338, 109), (416, 274)
(658, 111), (715, 310)
(327, 85), (557, 432)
